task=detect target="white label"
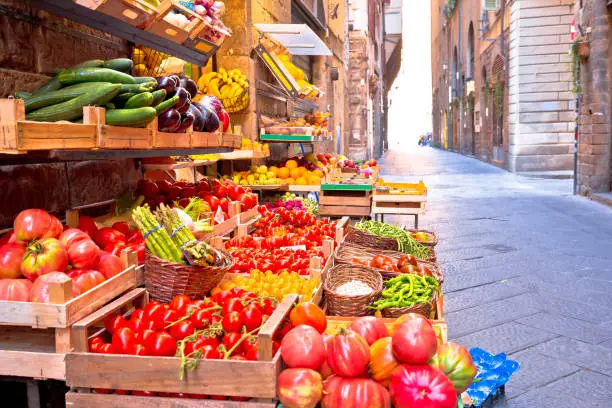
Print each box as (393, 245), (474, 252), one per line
(280, 245), (307, 251)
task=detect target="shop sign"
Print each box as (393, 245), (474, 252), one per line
(328, 0), (345, 40)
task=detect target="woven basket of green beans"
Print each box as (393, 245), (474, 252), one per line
(351, 220), (431, 260)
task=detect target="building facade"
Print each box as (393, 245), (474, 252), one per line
(431, 0), (575, 175)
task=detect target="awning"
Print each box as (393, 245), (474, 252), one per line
(255, 24), (332, 56)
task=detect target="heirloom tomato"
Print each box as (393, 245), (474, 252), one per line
(78, 216), (98, 238)
(321, 376), (391, 408)
(96, 253), (125, 279)
(348, 316), (389, 346)
(21, 238), (69, 281)
(29, 272), (79, 303)
(280, 325), (325, 370)
(392, 319), (438, 365)
(0, 243), (26, 279)
(289, 302), (327, 333)
(327, 330), (370, 377)
(277, 368), (322, 408)
(59, 228), (89, 250)
(369, 337), (399, 386)
(430, 341), (477, 393)
(390, 312), (430, 334)
(0, 278), (31, 301)
(389, 364), (457, 408)
(69, 269), (105, 294)
(67, 239), (100, 269)
(13, 209), (61, 242)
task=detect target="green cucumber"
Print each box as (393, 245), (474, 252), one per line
(104, 103), (116, 110)
(103, 58), (133, 73)
(15, 92), (32, 100)
(51, 68), (65, 76)
(151, 89), (166, 106)
(25, 83), (121, 122)
(154, 95), (179, 115)
(134, 76), (157, 84)
(24, 82), (109, 112)
(58, 67), (136, 85)
(112, 92), (136, 108)
(119, 82), (156, 93)
(31, 77), (62, 97)
(124, 92), (154, 109)
(105, 107), (157, 127)
(73, 59), (105, 69)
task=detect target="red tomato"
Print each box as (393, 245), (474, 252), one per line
(98, 343), (116, 354)
(205, 196), (220, 212)
(273, 320), (292, 342)
(94, 228), (126, 249)
(289, 302), (327, 334)
(162, 308), (181, 326)
(132, 390), (157, 397)
(241, 304), (263, 331)
(59, 228), (89, 251)
(244, 337), (259, 361)
(111, 222), (131, 236)
(281, 325), (325, 370)
(211, 290), (231, 305)
(125, 241), (145, 265)
(21, 238), (69, 281)
(71, 270), (106, 294)
(150, 332), (177, 357)
(322, 376), (391, 408)
(348, 316), (389, 346)
(200, 344), (222, 359)
(13, 209), (61, 242)
(222, 297), (245, 315)
(209, 395), (228, 401)
(190, 308), (213, 329)
(115, 390), (130, 395)
(93, 388), (113, 394)
(128, 343), (148, 355)
(134, 329), (157, 351)
(327, 330), (370, 377)
(430, 341), (477, 393)
(144, 303), (166, 330)
(88, 336), (104, 353)
(197, 332), (221, 348)
(0, 243), (25, 280)
(222, 311), (243, 333)
(389, 365), (457, 408)
(67, 239), (101, 269)
(261, 298), (276, 315)
(169, 294), (191, 313)
(392, 319), (438, 365)
(213, 184), (229, 198)
(112, 327), (135, 354)
(170, 320), (195, 341)
(104, 313), (128, 335)
(0, 278), (31, 301)
(96, 252), (125, 279)
(128, 309), (151, 332)
(78, 216), (98, 238)
(29, 272), (79, 303)
(127, 229), (143, 244)
(277, 368), (322, 408)
(369, 337), (399, 387)
(219, 197), (230, 213)
(390, 313), (431, 335)
(222, 332), (244, 355)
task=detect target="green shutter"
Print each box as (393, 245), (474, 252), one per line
(483, 0), (499, 10)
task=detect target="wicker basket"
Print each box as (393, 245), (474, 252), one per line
(334, 242), (444, 284)
(406, 229), (438, 247)
(380, 293), (436, 319)
(323, 264), (383, 317)
(145, 250), (233, 303)
(344, 225), (435, 262)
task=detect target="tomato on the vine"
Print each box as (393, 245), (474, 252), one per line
(162, 308), (181, 326)
(149, 332), (177, 357)
(211, 290), (231, 305)
(169, 295), (191, 313)
(222, 332), (244, 355)
(243, 337), (259, 361)
(222, 311), (243, 333)
(103, 313), (127, 335)
(170, 320), (195, 341)
(222, 297), (245, 315)
(200, 344), (222, 359)
(191, 308), (214, 329)
(241, 304), (263, 331)
(112, 327), (135, 354)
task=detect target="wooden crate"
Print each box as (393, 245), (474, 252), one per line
(90, 107), (154, 149)
(222, 133), (242, 149)
(371, 193), (426, 216)
(75, 0), (153, 27)
(65, 392), (277, 407)
(145, 0), (204, 44)
(149, 117), (191, 148)
(0, 98), (97, 153)
(0, 251), (142, 380)
(66, 290), (298, 399)
(190, 131), (217, 148)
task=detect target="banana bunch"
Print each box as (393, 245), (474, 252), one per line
(197, 68), (249, 111)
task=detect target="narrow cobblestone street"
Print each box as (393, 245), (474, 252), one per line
(378, 147), (612, 407)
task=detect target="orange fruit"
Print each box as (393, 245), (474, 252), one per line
(313, 169), (324, 178)
(290, 168), (301, 179)
(285, 160), (298, 169)
(278, 167), (290, 179)
(297, 166), (307, 177)
(308, 175), (321, 185)
(296, 177), (307, 185)
(269, 166), (279, 176)
(286, 177), (296, 184)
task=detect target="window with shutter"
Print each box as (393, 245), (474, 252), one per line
(483, 0), (499, 11)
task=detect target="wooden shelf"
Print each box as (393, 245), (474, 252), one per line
(218, 150), (270, 160)
(287, 184), (320, 192)
(142, 159), (217, 171)
(259, 134), (331, 143)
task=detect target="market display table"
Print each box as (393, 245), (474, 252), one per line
(371, 181), (427, 228)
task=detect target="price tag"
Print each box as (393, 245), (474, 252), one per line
(280, 245), (307, 251)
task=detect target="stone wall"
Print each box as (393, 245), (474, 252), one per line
(0, 1), (138, 226)
(575, 0), (611, 194)
(347, 31), (369, 160)
(508, 0), (575, 173)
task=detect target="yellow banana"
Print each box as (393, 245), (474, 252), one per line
(197, 71), (220, 92)
(207, 77), (222, 98)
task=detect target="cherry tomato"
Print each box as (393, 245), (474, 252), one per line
(273, 320), (292, 341)
(150, 332), (177, 357)
(112, 327), (135, 354)
(261, 298), (277, 315)
(98, 343), (116, 354)
(88, 336), (104, 353)
(132, 391), (157, 397)
(222, 297), (245, 315)
(144, 303), (166, 330)
(198, 332), (221, 348)
(190, 308), (213, 329)
(127, 343), (148, 355)
(169, 295), (191, 314)
(104, 313), (127, 335)
(211, 290), (231, 305)
(222, 311), (243, 333)
(243, 337), (259, 361)
(134, 329), (157, 350)
(162, 309), (181, 326)
(200, 344), (222, 359)
(241, 304), (263, 331)
(222, 332), (244, 355)
(170, 320), (195, 341)
(272, 340), (280, 356)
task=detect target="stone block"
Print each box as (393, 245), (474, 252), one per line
(591, 112), (606, 124)
(518, 62), (571, 75)
(519, 34), (561, 46)
(519, 100), (569, 112)
(510, 133), (560, 146)
(517, 91), (560, 102)
(510, 152), (573, 171)
(559, 111), (576, 122)
(519, 43), (572, 56)
(453, 323), (557, 356)
(510, 143), (571, 156)
(521, 0), (572, 8)
(592, 133), (610, 145)
(519, 112), (559, 123)
(519, 24), (570, 37)
(518, 73), (560, 84)
(521, 16), (563, 28)
(520, 5), (573, 19)
(518, 54), (560, 65)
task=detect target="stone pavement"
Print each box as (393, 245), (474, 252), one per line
(377, 147), (612, 408)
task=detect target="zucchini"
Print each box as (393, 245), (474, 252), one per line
(134, 76), (157, 84)
(58, 67), (136, 85)
(73, 59), (105, 69)
(31, 77), (62, 97)
(125, 92), (154, 109)
(25, 83), (121, 122)
(151, 89), (166, 106)
(105, 107), (157, 127)
(119, 82), (156, 94)
(51, 68), (65, 76)
(154, 95), (179, 115)
(24, 82), (109, 112)
(103, 58), (134, 73)
(104, 103), (116, 110)
(112, 93), (136, 108)
(15, 92), (32, 100)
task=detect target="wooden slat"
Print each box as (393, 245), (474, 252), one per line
(97, 125), (153, 149)
(238, 207), (259, 224)
(190, 131), (216, 148)
(66, 392), (277, 407)
(372, 194), (427, 203)
(319, 195), (371, 206)
(319, 205), (371, 217)
(66, 353), (280, 398)
(257, 294), (297, 362)
(0, 349), (65, 379)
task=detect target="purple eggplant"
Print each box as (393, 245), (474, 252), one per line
(179, 77), (199, 99)
(188, 104), (205, 131)
(177, 100), (191, 114)
(168, 87), (190, 111)
(201, 104), (220, 132)
(177, 111), (195, 132)
(201, 95), (223, 117)
(158, 109), (181, 132)
(169, 74), (181, 88)
(156, 76), (177, 94)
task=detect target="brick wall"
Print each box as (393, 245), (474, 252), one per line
(576, 0), (611, 194)
(347, 31), (369, 160)
(0, 1), (138, 226)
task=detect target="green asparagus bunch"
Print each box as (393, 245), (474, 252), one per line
(132, 204), (183, 263)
